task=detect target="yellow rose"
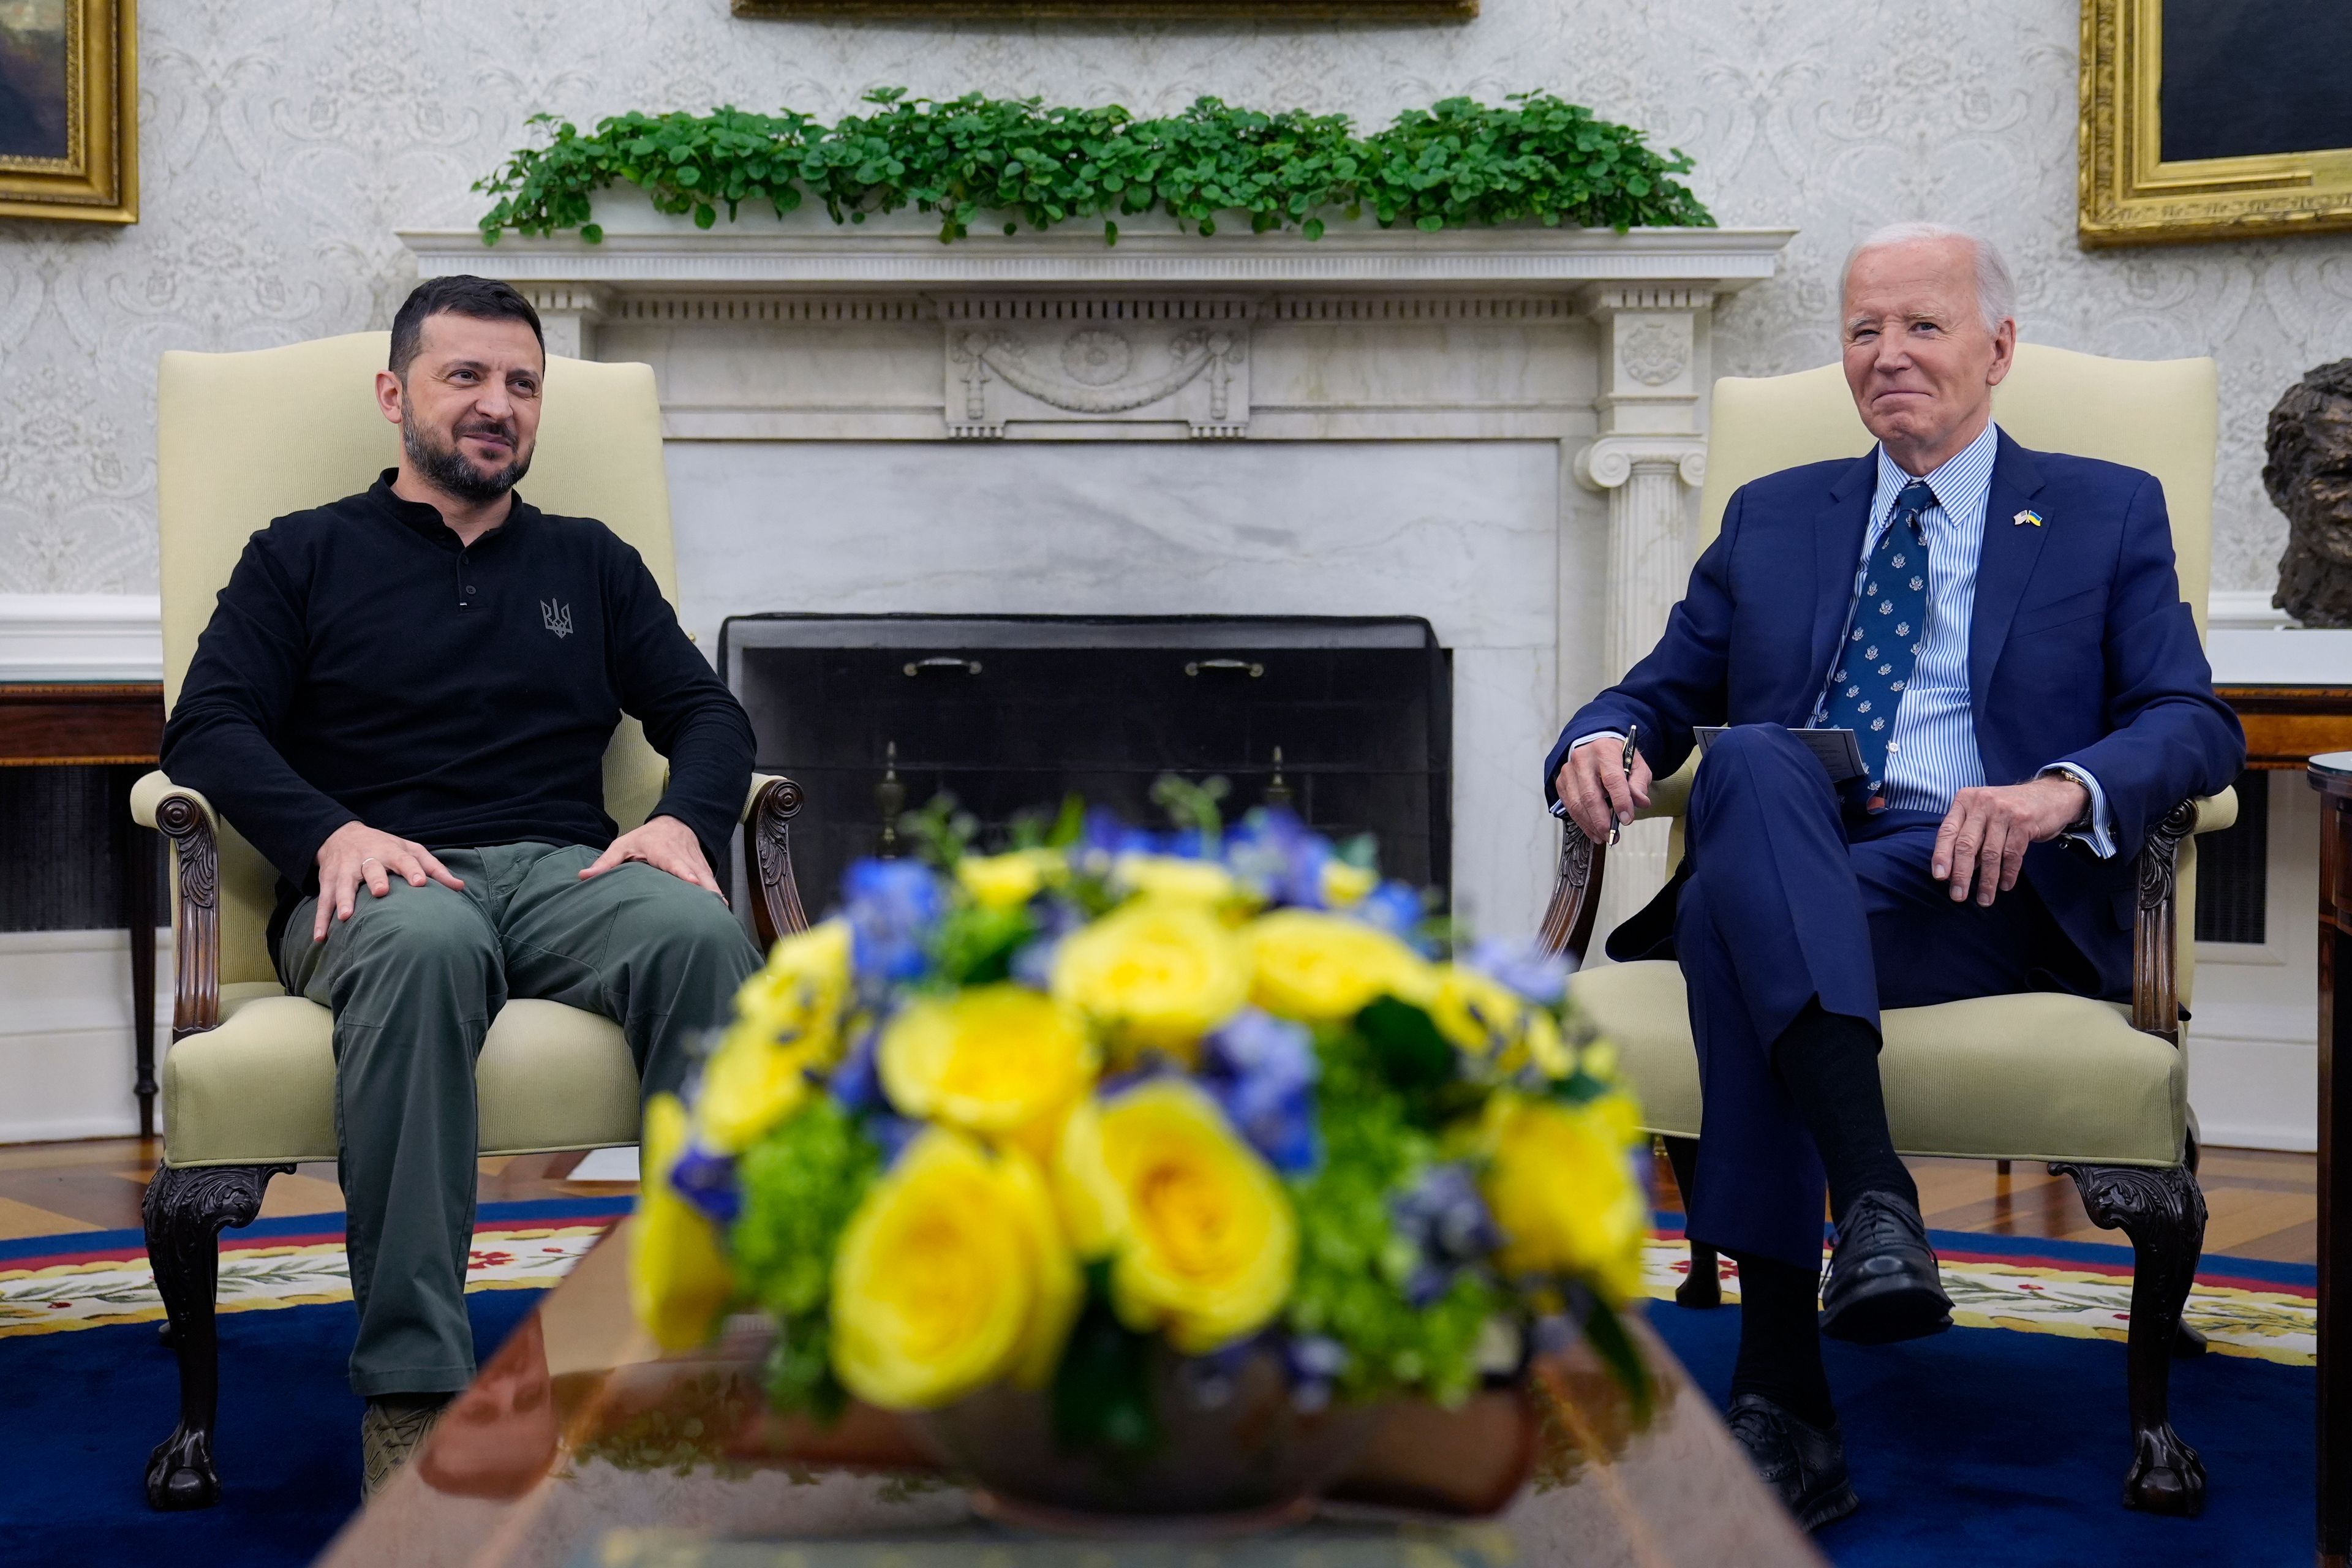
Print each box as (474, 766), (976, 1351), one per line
(957, 848), (1062, 910)
(1051, 900), (1251, 1057)
(878, 984), (1098, 1157)
(830, 1129), (1080, 1410)
(694, 1028), (824, 1155)
(1318, 859), (1377, 909)
(1054, 1081), (1296, 1354)
(736, 918), (854, 1047)
(1428, 964), (1570, 1078)
(1112, 853), (1240, 907)
(1479, 1091), (1648, 1303)
(630, 1093), (736, 1352)
(1242, 909), (1432, 1023)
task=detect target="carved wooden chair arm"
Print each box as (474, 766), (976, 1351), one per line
(2130, 787), (2236, 1044)
(743, 774), (810, 950)
(130, 771), (224, 1042)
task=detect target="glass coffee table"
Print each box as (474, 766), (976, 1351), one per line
(315, 1222), (1822, 1567)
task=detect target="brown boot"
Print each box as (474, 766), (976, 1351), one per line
(361, 1393), (451, 1501)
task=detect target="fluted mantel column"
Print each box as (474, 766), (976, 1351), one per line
(1574, 288), (1714, 941)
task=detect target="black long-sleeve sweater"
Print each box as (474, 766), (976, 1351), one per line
(162, 473), (754, 943)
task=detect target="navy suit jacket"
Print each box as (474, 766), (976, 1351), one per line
(1544, 431), (2245, 999)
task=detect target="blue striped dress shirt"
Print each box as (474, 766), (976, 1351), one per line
(1814, 420), (2114, 855)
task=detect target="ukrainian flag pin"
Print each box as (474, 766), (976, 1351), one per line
(2013, 509), (2044, 527)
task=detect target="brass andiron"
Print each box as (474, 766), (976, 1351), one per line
(1265, 746), (1292, 810)
(876, 741), (905, 858)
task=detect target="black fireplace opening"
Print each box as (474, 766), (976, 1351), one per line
(722, 614), (1452, 917)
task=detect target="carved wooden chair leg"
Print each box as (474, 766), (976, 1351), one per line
(2049, 1161), (2209, 1517)
(143, 1163), (290, 1510)
(2171, 1133), (2207, 1357)
(1659, 1136), (1721, 1308)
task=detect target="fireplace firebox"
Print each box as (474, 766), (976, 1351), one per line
(721, 615), (1451, 917)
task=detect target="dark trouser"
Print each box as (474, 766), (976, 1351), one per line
(279, 842), (760, 1397)
(1676, 725), (2079, 1272)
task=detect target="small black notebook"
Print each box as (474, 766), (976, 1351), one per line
(1694, 726), (1867, 784)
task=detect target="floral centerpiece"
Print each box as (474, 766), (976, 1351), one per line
(630, 788), (1649, 1518)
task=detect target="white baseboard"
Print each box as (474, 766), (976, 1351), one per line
(0, 929), (169, 1145)
(0, 594), (163, 682)
(2188, 1028), (2318, 1153)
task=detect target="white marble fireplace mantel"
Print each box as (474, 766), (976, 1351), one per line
(401, 209), (1795, 936)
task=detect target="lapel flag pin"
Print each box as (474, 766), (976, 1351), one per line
(2013, 509), (2044, 527)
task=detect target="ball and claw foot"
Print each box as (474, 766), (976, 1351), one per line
(145, 1422), (221, 1510)
(2122, 1422), (2206, 1517)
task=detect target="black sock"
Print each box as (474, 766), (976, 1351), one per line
(1773, 999), (1917, 1224)
(1728, 1251), (1836, 1430)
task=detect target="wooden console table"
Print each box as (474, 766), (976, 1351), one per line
(2222, 688), (2352, 770)
(0, 683), (167, 1137)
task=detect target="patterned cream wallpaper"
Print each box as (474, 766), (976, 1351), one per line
(2, 0), (2349, 595)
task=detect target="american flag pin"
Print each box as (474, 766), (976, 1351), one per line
(2013, 509), (2044, 527)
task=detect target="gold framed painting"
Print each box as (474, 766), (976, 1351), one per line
(734, 0), (1472, 18)
(0, 0), (136, 224)
(2081, 0), (2352, 247)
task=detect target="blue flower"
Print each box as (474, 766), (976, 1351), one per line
(667, 1145), (741, 1227)
(842, 859), (943, 986)
(1391, 1161), (1503, 1284)
(1199, 1009), (1321, 1174)
(1222, 807), (1332, 908)
(1467, 937), (1571, 1003)
(827, 1023), (885, 1115)
(862, 1112), (924, 1166)
(1353, 880), (1431, 952)
(1281, 1333), (1351, 1411)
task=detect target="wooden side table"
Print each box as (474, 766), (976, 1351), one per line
(2311, 752), (2352, 1565)
(0, 683), (167, 1137)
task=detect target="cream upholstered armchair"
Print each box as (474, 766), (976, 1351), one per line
(135, 333), (810, 1511)
(1541, 345), (2236, 1518)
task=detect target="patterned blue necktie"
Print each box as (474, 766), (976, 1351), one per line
(1821, 478), (1934, 807)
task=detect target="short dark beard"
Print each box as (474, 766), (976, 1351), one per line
(401, 404), (531, 505)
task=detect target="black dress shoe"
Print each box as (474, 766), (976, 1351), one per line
(1819, 1189), (1953, 1344)
(1725, 1393), (1860, 1532)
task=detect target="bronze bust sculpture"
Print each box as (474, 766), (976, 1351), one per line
(2266, 358), (2352, 627)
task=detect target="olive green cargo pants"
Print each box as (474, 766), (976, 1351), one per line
(279, 842), (761, 1397)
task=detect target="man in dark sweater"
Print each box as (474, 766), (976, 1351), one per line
(161, 276), (761, 1493)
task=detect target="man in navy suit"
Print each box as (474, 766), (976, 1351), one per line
(1545, 223), (2243, 1528)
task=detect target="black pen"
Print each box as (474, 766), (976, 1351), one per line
(1611, 723), (1640, 846)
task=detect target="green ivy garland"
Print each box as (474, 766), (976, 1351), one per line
(473, 89), (1714, 247)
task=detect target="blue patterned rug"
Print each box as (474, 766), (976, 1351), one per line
(0, 1205), (2316, 1567)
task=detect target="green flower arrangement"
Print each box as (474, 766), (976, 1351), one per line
(629, 793), (1651, 1506)
(475, 89), (1713, 246)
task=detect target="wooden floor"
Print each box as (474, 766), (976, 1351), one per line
(0, 1136), (2320, 1264)
(0, 1139), (628, 1242)
(1651, 1144), (2318, 1264)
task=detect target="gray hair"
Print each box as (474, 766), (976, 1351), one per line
(1842, 222), (2016, 336)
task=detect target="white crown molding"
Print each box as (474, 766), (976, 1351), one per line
(0, 594), (163, 682)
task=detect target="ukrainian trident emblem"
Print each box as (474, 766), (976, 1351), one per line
(541, 600), (573, 638)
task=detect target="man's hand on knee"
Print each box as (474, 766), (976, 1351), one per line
(1931, 776), (2089, 907)
(315, 822), (466, 940)
(579, 814), (723, 897)
(1555, 735), (1653, 844)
